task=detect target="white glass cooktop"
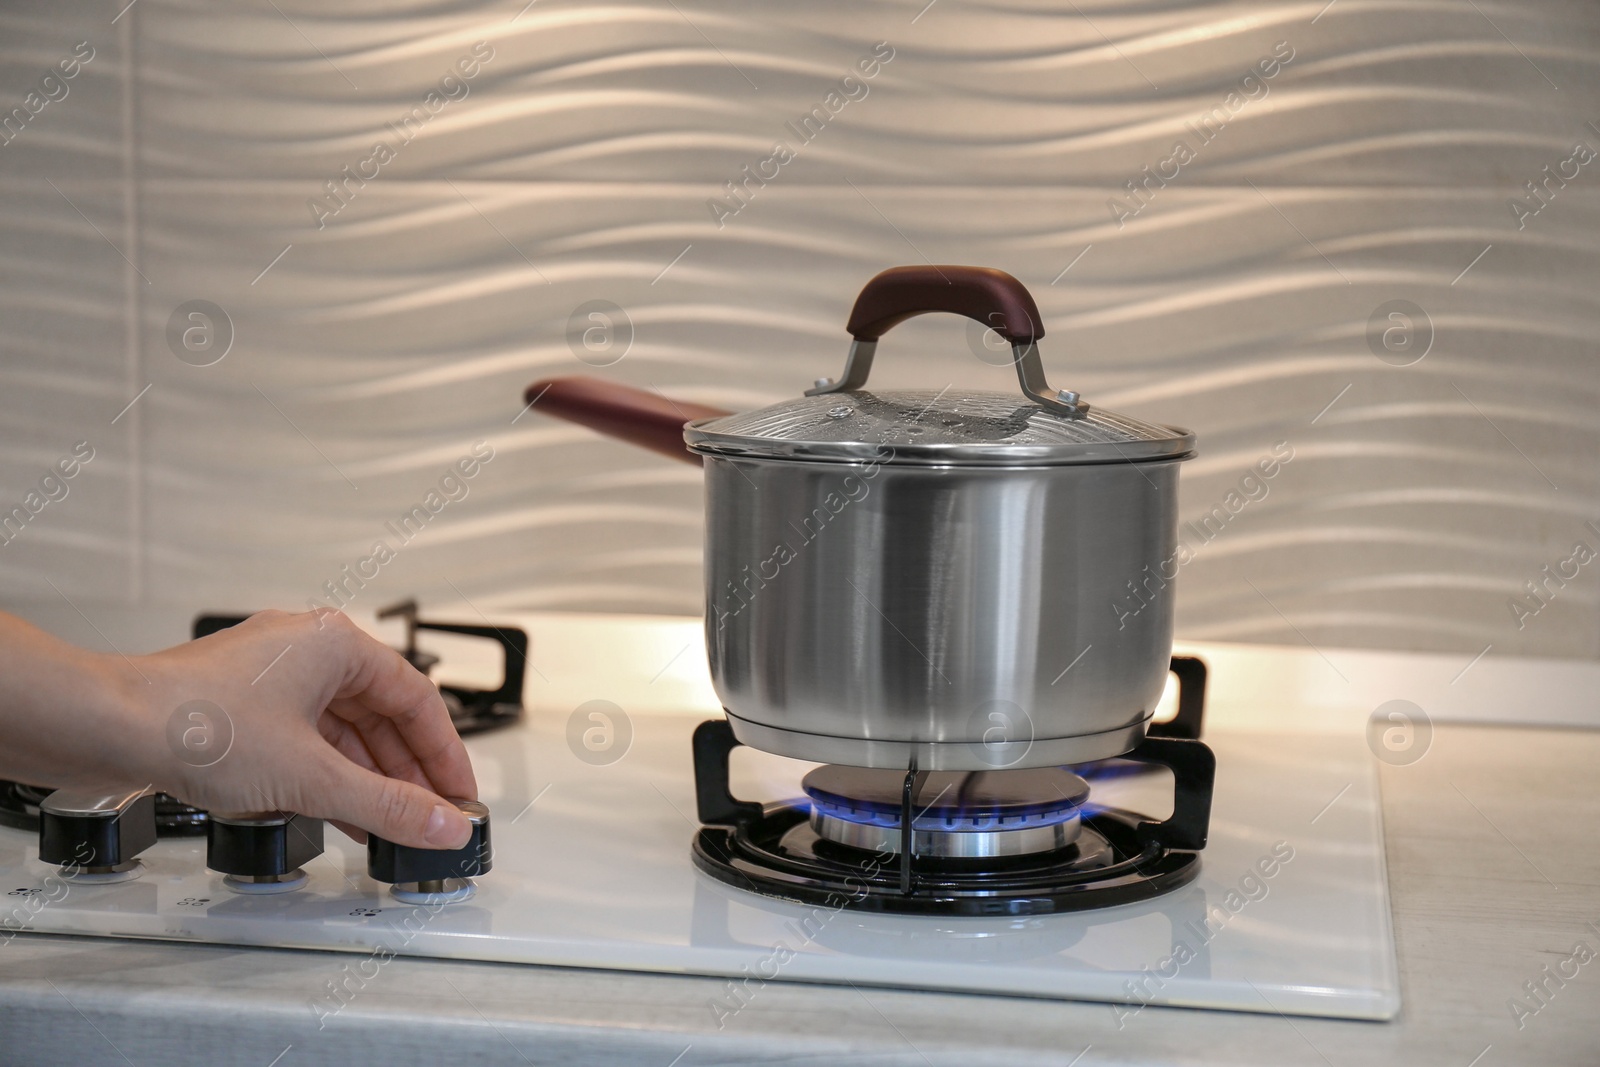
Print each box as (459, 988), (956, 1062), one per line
(0, 713), (1398, 1021)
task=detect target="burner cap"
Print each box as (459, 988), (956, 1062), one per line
(802, 766), (1089, 830)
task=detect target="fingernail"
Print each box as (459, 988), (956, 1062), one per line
(425, 803), (468, 848)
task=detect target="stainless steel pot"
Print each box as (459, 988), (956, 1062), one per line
(527, 265), (1194, 771)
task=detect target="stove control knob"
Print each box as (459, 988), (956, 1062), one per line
(207, 811), (324, 894)
(366, 799), (490, 904)
(38, 787), (157, 883)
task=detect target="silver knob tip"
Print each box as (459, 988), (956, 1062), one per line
(1056, 389), (1080, 406)
(814, 377), (834, 390)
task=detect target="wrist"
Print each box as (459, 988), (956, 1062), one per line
(86, 649), (177, 793)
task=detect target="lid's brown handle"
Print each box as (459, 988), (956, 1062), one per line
(522, 377), (731, 466)
(810, 265), (1087, 417)
(844, 265), (1046, 343)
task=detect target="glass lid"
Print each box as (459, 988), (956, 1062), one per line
(684, 387), (1193, 467)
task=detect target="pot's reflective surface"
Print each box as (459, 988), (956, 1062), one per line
(702, 454), (1182, 769)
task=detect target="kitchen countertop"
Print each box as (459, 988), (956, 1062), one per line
(1, 610), (1597, 1066)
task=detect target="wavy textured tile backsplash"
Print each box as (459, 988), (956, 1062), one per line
(1, 0), (1596, 662)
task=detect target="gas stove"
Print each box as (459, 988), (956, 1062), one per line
(0, 612), (1399, 1021)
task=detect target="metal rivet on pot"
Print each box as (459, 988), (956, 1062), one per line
(827, 406), (853, 419)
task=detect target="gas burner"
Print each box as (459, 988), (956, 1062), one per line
(803, 765), (1091, 859)
(194, 599), (529, 737)
(690, 656), (1215, 917)
(0, 781), (206, 837)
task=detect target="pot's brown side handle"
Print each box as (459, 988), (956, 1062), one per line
(813, 265), (1088, 417)
(522, 377), (731, 466)
(844, 265), (1045, 343)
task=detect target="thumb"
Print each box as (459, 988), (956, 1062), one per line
(324, 762), (473, 851)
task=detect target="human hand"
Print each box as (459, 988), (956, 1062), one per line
(118, 609), (477, 850)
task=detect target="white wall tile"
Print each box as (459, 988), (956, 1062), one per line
(3, 0), (1598, 662)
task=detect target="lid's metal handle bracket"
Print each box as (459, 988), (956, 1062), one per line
(805, 340), (876, 397)
(804, 339), (1090, 419)
(1012, 342), (1089, 418)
